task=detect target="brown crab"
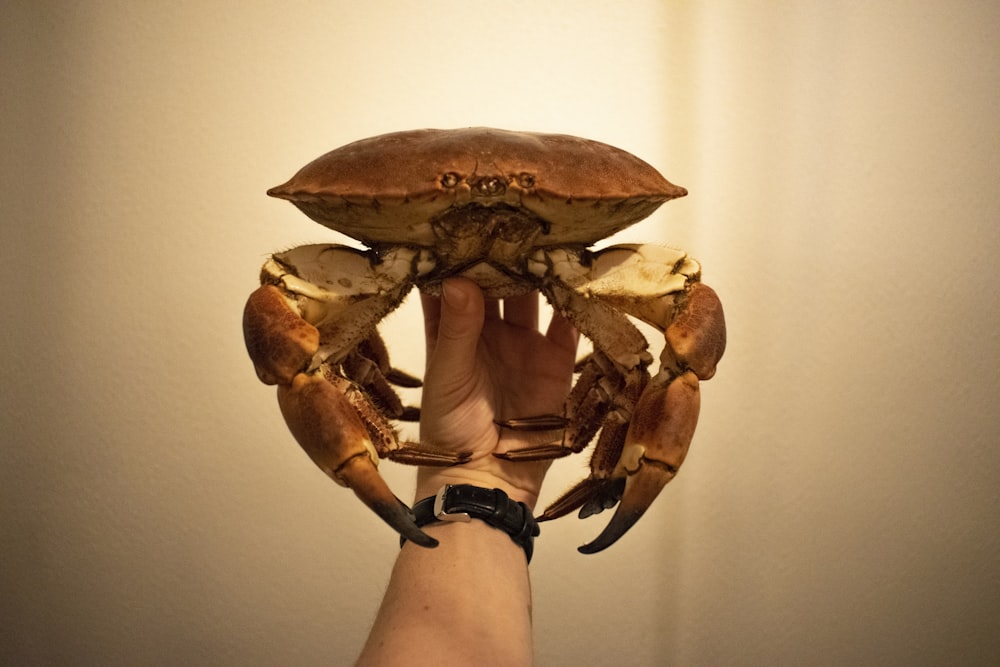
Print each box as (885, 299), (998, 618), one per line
(243, 128), (726, 553)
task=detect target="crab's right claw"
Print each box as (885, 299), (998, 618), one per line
(277, 372), (438, 548)
(576, 370), (700, 553)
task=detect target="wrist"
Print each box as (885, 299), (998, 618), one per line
(404, 483), (540, 563)
(416, 466), (542, 511)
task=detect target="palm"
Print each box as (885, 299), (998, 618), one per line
(417, 281), (578, 504)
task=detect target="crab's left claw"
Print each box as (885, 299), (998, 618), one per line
(577, 370), (700, 554)
(277, 372), (439, 548)
(577, 280), (724, 552)
(575, 280), (724, 553)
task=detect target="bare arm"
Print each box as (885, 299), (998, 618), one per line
(356, 278), (578, 666)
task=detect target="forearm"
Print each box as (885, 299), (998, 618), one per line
(356, 280), (571, 665)
(355, 510), (534, 666)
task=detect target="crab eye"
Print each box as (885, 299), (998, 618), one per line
(517, 172), (536, 189)
(474, 176), (506, 197)
(440, 172), (460, 188)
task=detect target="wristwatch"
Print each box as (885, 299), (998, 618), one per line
(401, 484), (540, 562)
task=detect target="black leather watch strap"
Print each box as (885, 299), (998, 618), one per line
(401, 484), (540, 562)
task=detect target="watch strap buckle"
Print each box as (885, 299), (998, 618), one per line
(433, 484), (472, 522)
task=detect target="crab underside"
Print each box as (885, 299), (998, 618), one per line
(243, 128), (726, 553)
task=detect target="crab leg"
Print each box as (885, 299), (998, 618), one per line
(343, 331), (421, 421)
(277, 370), (438, 547)
(243, 244), (465, 546)
(518, 244), (725, 552)
(496, 351), (618, 460)
(576, 249), (726, 553)
(530, 353), (644, 520)
(577, 368), (701, 553)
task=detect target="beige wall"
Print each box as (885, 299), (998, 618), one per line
(3, 1), (998, 664)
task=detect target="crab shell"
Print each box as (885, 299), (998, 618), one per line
(266, 127), (687, 254)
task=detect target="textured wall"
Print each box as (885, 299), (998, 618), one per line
(3, 1), (998, 665)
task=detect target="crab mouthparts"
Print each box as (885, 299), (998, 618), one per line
(416, 204), (552, 297)
(431, 203), (551, 263)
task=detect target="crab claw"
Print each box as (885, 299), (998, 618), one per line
(277, 372), (438, 548)
(243, 284), (320, 386)
(577, 369), (700, 554)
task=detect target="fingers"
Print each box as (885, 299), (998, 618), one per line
(425, 278), (485, 376)
(420, 289), (443, 353)
(484, 298), (502, 321)
(422, 280), (577, 354)
(505, 291), (578, 353)
(502, 291), (539, 330)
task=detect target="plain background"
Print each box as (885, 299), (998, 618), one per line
(3, 1), (998, 665)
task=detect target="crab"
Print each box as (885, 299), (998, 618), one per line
(243, 128), (726, 554)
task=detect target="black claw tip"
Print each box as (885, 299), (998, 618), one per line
(576, 507), (644, 554)
(401, 529), (439, 549)
(576, 464), (675, 554)
(386, 368), (423, 388)
(370, 498), (438, 548)
(398, 405), (421, 421)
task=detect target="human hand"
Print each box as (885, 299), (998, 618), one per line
(416, 278), (579, 509)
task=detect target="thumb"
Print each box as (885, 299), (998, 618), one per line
(428, 278), (485, 375)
